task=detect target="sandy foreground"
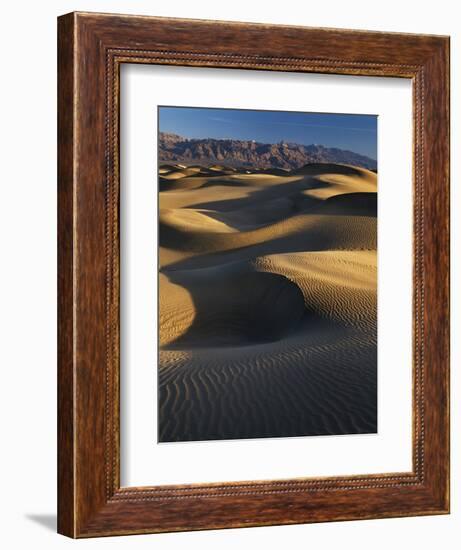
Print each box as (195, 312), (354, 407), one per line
(158, 163), (377, 442)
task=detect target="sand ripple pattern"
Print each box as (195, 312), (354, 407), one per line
(158, 163), (377, 442)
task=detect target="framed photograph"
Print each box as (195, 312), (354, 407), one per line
(57, 12), (450, 537)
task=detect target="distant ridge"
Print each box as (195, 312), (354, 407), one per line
(159, 132), (377, 171)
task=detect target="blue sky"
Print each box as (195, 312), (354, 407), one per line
(159, 106), (377, 160)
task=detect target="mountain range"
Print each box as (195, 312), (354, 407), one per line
(159, 132), (377, 171)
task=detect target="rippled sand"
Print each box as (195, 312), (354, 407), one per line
(158, 163), (377, 442)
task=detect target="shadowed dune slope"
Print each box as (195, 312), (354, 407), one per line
(160, 263), (306, 348)
(158, 163), (377, 442)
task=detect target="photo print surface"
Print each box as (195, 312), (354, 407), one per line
(157, 106), (378, 443)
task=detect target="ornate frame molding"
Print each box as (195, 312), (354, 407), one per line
(58, 12), (449, 537)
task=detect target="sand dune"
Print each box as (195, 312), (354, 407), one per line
(293, 163), (374, 178)
(160, 263), (306, 348)
(158, 163), (377, 442)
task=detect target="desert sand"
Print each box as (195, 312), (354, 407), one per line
(158, 163), (377, 442)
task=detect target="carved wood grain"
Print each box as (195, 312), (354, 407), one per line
(58, 12), (450, 537)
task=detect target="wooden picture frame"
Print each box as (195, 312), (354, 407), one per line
(57, 12), (450, 538)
